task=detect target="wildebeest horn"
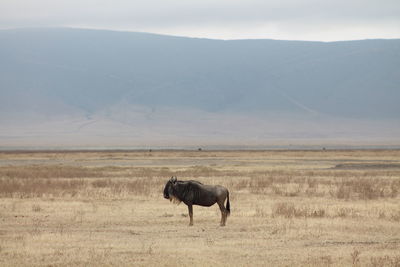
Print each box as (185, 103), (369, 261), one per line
(170, 176), (177, 183)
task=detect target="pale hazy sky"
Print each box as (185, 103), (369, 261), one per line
(1, 0), (399, 41)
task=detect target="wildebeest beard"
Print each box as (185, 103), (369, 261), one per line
(169, 194), (181, 204)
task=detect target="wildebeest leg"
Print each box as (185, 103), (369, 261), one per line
(188, 205), (193, 226)
(217, 201), (227, 226)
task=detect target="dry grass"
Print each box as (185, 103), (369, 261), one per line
(0, 149), (399, 266)
(0, 165), (102, 179)
(272, 202), (326, 218)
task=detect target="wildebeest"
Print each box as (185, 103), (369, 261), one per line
(163, 176), (230, 226)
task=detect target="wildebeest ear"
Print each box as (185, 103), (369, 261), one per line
(171, 176), (177, 183)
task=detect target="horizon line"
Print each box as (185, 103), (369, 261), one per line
(1, 26), (400, 43)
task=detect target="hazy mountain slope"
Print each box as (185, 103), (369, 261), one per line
(0, 28), (399, 147)
(1, 28), (399, 117)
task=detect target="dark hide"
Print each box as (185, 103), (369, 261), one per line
(163, 176), (230, 226)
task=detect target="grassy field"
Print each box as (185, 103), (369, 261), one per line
(0, 150), (399, 266)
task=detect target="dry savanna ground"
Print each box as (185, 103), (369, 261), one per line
(0, 149), (400, 266)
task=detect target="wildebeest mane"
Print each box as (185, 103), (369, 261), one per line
(172, 180), (199, 203)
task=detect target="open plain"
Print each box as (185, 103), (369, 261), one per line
(0, 149), (399, 266)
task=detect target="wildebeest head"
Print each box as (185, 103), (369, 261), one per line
(163, 176), (177, 200)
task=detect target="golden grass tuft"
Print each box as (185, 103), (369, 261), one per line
(272, 202), (325, 218)
(370, 255), (400, 267)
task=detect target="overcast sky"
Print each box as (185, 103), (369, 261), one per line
(1, 0), (399, 41)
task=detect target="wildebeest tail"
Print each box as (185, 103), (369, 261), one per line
(226, 191), (230, 216)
